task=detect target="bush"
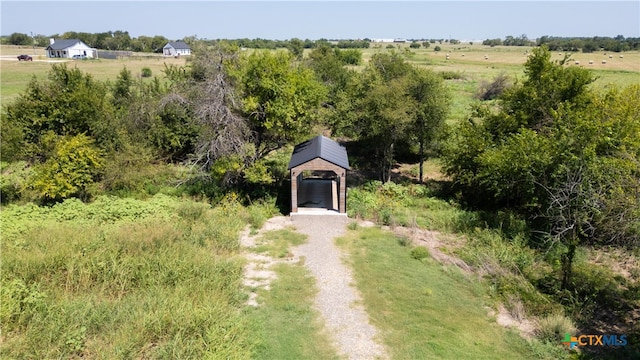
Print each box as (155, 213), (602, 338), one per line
(411, 246), (430, 260)
(336, 48), (362, 65)
(477, 72), (511, 100)
(29, 134), (104, 202)
(537, 313), (576, 343)
(434, 45), (441, 52)
(0, 161), (32, 204)
(141, 67), (152, 77)
(409, 42), (421, 49)
(440, 71), (465, 80)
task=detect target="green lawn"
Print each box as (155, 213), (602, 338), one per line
(336, 225), (565, 359)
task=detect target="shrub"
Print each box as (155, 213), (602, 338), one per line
(411, 246), (430, 260)
(477, 72), (511, 100)
(537, 313), (576, 343)
(141, 67), (152, 77)
(440, 71), (465, 80)
(409, 42), (421, 49)
(29, 134), (104, 202)
(434, 45), (441, 52)
(0, 161), (32, 204)
(336, 48), (362, 65)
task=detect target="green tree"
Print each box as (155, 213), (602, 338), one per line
(408, 68), (450, 183)
(337, 53), (414, 182)
(231, 50), (327, 158)
(112, 67), (134, 107)
(287, 38), (305, 60)
(8, 32), (32, 46)
(441, 47), (639, 287)
(2, 64), (117, 162)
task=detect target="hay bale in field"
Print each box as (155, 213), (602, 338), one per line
(602, 60), (607, 64)
(589, 60), (593, 64)
(574, 60), (580, 65)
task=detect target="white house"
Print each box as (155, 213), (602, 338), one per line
(46, 39), (95, 58)
(163, 41), (191, 56)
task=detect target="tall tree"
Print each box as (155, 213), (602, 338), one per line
(342, 53), (412, 182)
(407, 68), (450, 183)
(230, 50), (327, 159)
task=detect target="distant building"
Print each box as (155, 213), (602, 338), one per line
(46, 39), (95, 58)
(163, 41), (191, 56)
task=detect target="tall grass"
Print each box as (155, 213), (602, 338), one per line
(0, 194), (271, 358)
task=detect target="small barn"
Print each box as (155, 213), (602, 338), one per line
(163, 41), (191, 56)
(46, 39), (95, 59)
(288, 136), (349, 214)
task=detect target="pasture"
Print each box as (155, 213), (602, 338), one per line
(0, 45), (186, 103)
(2, 43), (638, 120)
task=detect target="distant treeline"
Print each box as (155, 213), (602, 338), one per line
(483, 34), (640, 52)
(2, 31), (372, 51)
(208, 38), (371, 49)
(537, 35), (640, 52)
(5, 31), (640, 52)
(3, 31), (170, 53)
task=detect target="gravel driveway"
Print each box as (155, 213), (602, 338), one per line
(291, 215), (388, 360)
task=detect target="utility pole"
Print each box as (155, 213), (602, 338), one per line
(31, 31), (36, 56)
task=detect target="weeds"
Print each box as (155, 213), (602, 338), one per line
(536, 313), (576, 343)
(0, 195), (255, 358)
(410, 246), (430, 260)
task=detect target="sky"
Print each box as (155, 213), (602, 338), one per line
(1, 1), (639, 41)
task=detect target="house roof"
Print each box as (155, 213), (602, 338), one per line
(288, 135), (350, 170)
(165, 41), (190, 50)
(46, 39), (87, 50)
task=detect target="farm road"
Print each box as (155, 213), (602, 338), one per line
(290, 215), (388, 360)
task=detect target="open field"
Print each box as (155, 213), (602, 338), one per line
(3, 43), (638, 122)
(1, 45), (186, 103)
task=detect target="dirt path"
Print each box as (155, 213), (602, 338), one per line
(290, 215), (388, 360)
(241, 215), (388, 359)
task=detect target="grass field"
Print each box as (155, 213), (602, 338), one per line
(336, 225), (566, 359)
(2, 43), (638, 107)
(1, 45), (186, 103)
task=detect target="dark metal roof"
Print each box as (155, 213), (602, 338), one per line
(287, 135), (350, 170)
(165, 41), (190, 50)
(46, 39), (88, 50)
